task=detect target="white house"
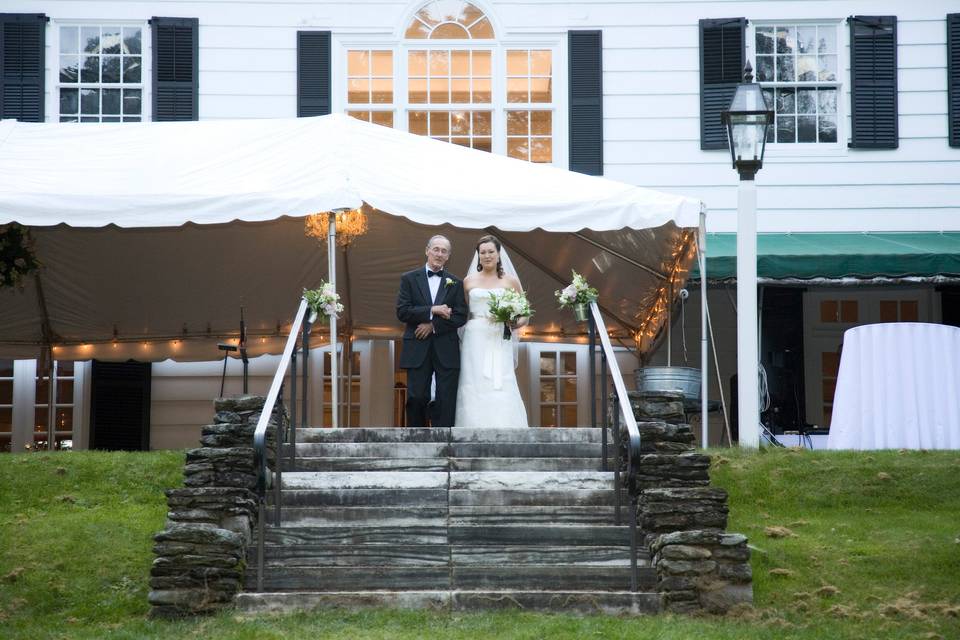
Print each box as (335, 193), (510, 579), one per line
(1, 0), (958, 452)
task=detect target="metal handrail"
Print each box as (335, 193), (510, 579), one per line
(253, 297), (311, 592)
(589, 301), (643, 591)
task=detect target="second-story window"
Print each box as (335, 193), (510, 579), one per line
(57, 23), (145, 122)
(753, 23), (840, 144)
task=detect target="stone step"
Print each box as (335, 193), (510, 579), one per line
(249, 544), (641, 568)
(279, 506), (447, 527)
(292, 427), (605, 444)
(280, 471), (447, 491)
(235, 590), (663, 616)
(289, 442), (604, 459)
(252, 525), (637, 547)
(448, 490), (621, 507)
(276, 489), (448, 508)
(285, 456), (608, 472)
(449, 506), (619, 526)
(243, 565), (655, 592)
(449, 470), (613, 491)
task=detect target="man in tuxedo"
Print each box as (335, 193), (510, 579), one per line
(396, 235), (468, 427)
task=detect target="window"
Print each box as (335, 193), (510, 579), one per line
(538, 351), (578, 427)
(753, 23), (840, 144)
(34, 361), (75, 450)
(323, 349), (360, 427)
(0, 360), (12, 452)
(879, 299), (919, 323)
(57, 23), (145, 122)
(337, 1), (560, 164)
(819, 299), (858, 323)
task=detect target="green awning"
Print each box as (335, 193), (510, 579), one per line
(695, 232), (960, 280)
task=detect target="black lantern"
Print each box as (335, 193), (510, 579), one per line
(721, 62), (774, 180)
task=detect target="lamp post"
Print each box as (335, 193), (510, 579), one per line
(721, 62), (773, 448)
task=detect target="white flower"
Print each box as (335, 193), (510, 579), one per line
(445, 277), (455, 286)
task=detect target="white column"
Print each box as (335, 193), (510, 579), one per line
(736, 179), (760, 447)
(327, 212), (338, 429)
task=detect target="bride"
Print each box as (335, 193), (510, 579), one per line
(454, 235), (530, 428)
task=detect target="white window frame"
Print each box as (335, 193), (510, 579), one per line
(746, 19), (846, 157)
(525, 343), (589, 427)
(332, 27), (568, 167)
(49, 19), (152, 123)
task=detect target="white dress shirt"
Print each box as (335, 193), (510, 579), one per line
(425, 264), (441, 318)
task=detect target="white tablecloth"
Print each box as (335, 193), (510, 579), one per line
(827, 323), (960, 450)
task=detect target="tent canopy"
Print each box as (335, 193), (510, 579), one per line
(699, 232), (960, 280)
(0, 114), (702, 361)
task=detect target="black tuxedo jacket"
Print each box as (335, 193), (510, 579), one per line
(396, 267), (468, 369)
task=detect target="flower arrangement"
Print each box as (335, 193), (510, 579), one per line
(556, 271), (598, 321)
(303, 282), (344, 323)
(0, 223), (41, 290)
(488, 289), (534, 340)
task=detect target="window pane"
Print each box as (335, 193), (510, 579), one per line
(81, 55), (99, 82)
(471, 77), (491, 103)
(820, 300), (838, 322)
(507, 110), (528, 135)
(796, 88), (815, 114)
(81, 88), (100, 114)
(55, 407), (73, 431)
(840, 300), (858, 323)
(101, 26), (121, 54)
(122, 56), (141, 83)
(451, 50), (470, 75)
(776, 116), (795, 143)
(560, 405), (578, 428)
(817, 88), (837, 114)
(348, 50), (369, 76)
(409, 78), (427, 103)
(429, 77), (449, 103)
(776, 88), (795, 114)
(429, 50), (449, 75)
(530, 110), (551, 136)
(507, 50), (527, 75)
(35, 406), (48, 430)
(122, 117), (140, 122)
(818, 115), (837, 143)
(472, 137), (491, 152)
(432, 23), (469, 39)
(540, 406), (557, 428)
(348, 78), (369, 104)
(776, 55), (795, 82)
(562, 352), (577, 375)
(60, 26), (79, 54)
(102, 117), (120, 123)
(60, 117), (78, 123)
(371, 77), (392, 103)
(473, 110), (491, 135)
(60, 55), (79, 82)
(797, 26), (816, 54)
(755, 55), (774, 82)
(530, 77), (551, 103)
(562, 378), (577, 402)
(539, 353), (555, 375)
(123, 89), (142, 115)
(123, 27), (142, 54)
(56, 379), (74, 404)
(429, 112), (449, 136)
(900, 300), (919, 322)
(409, 110), (427, 135)
(0, 359), (12, 377)
(408, 50), (427, 76)
(0, 380), (12, 404)
(756, 27), (774, 54)
(822, 379), (836, 403)
(507, 137), (528, 160)
(82, 26), (100, 53)
(450, 110), (469, 134)
(776, 26), (795, 54)
(60, 88), (79, 114)
(451, 136), (470, 147)
(797, 115), (817, 143)
(879, 300), (898, 322)
(817, 26), (837, 54)
(821, 352), (840, 377)
(102, 88), (121, 114)
(405, 19), (431, 39)
(102, 56), (121, 83)
(507, 77), (528, 103)
(540, 380), (556, 403)
(469, 17), (494, 39)
(451, 77), (470, 103)
(530, 50), (551, 76)
(818, 54), (837, 81)
(472, 51), (491, 75)
(797, 55), (817, 81)
(530, 138), (552, 163)
(0, 407), (11, 433)
(371, 111), (394, 127)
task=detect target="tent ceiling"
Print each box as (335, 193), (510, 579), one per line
(0, 115), (701, 361)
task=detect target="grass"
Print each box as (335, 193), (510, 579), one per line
(1, 447), (958, 639)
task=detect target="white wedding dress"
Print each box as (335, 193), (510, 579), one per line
(454, 287), (529, 428)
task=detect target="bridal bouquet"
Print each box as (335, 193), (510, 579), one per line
(304, 282), (344, 323)
(488, 289), (533, 340)
(556, 271), (598, 322)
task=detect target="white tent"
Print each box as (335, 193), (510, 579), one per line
(0, 114), (702, 361)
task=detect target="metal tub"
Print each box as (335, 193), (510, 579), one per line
(633, 366), (702, 404)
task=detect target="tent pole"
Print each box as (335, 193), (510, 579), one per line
(328, 212), (338, 429)
(699, 210), (708, 449)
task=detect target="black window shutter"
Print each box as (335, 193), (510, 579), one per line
(568, 30), (603, 175)
(90, 361), (152, 451)
(151, 17), (198, 121)
(849, 16), (898, 149)
(948, 14), (960, 147)
(699, 18), (746, 150)
(298, 31), (331, 117)
(0, 13), (47, 122)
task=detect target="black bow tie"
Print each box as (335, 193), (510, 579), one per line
(427, 270), (443, 278)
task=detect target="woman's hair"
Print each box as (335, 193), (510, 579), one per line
(475, 234), (504, 278)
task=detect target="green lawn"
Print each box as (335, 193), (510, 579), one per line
(1, 447), (958, 639)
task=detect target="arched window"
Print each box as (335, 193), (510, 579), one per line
(339, 1), (560, 165)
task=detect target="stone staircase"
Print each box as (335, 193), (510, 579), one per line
(235, 426), (662, 615)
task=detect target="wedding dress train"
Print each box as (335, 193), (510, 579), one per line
(454, 287), (529, 428)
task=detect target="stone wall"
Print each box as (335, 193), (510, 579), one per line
(148, 396), (284, 618)
(651, 530), (752, 614)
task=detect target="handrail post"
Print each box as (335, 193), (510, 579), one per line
(257, 499), (265, 591)
(601, 344), (608, 471)
(613, 396), (621, 526)
(629, 493), (639, 591)
(589, 314), (597, 431)
(301, 318), (310, 434)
